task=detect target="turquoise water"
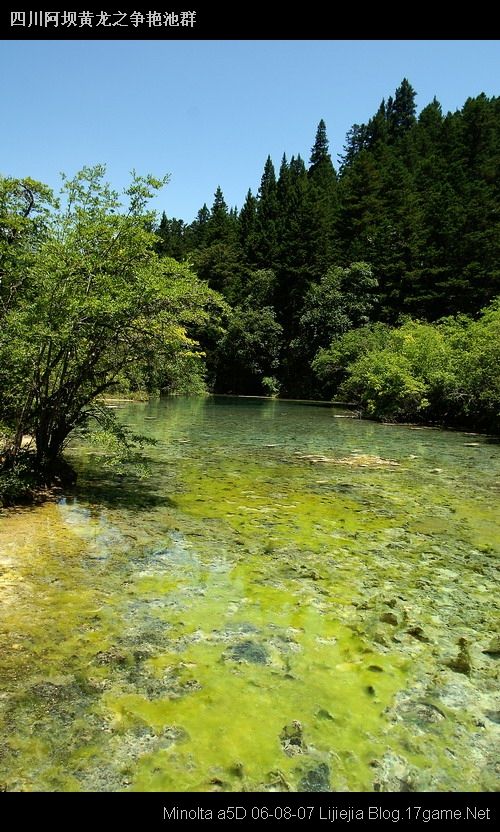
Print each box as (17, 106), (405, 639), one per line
(0, 396), (498, 791)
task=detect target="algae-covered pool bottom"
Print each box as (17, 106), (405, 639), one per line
(0, 396), (499, 792)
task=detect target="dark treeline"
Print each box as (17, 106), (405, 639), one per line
(155, 79), (500, 417)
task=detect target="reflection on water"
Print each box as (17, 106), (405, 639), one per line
(0, 396), (499, 791)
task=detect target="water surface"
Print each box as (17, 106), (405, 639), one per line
(1, 397), (499, 791)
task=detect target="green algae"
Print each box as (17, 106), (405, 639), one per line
(0, 396), (499, 792)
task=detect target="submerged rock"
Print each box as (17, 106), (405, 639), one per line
(296, 566), (321, 581)
(482, 638), (500, 658)
(293, 452), (398, 467)
(297, 762), (331, 792)
(445, 638), (472, 675)
(380, 612), (398, 626)
(280, 721), (306, 756)
(316, 708), (335, 721)
(225, 640), (269, 665)
(160, 725), (190, 745)
(335, 454), (399, 467)
(94, 648), (128, 667)
(371, 752), (418, 792)
(163, 678), (202, 699)
(406, 626), (430, 643)
(29, 680), (78, 703)
(401, 700), (446, 725)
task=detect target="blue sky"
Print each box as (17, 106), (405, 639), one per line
(1, 40), (498, 222)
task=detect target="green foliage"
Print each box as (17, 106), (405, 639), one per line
(387, 78), (417, 138)
(0, 176), (55, 326)
(261, 376), (280, 397)
(2, 76), (500, 504)
(205, 186), (237, 247)
(182, 87), (498, 400)
(312, 322), (391, 396)
(214, 305), (283, 395)
(77, 404), (158, 478)
(253, 156), (280, 268)
(240, 269), (277, 308)
(155, 212), (189, 260)
(340, 347), (431, 420)
(289, 263), (377, 398)
(191, 241), (245, 300)
(447, 299), (500, 429)
(0, 449), (40, 506)
(298, 263), (377, 349)
(0, 167), (222, 483)
(314, 305), (500, 432)
(308, 120), (340, 273)
(239, 189), (258, 260)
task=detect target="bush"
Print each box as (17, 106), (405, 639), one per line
(312, 299), (500, 431)
(0, 451), (39, 506)
(339, 349), (429, 419)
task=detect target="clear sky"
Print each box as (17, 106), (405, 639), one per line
(1, 40), (498, 222)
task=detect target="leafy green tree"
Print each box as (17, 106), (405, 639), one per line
(340, 348), (429, 420)
(312, 322), (391, 397)
(214, 305), (283, 395)
(313, 306), (500, 432)
(329, 320), (456, 421)
(239, 268), (277, 308)
(446, 299), (500, 431)
(296, 262), (377, 358)
(0, 176), (54, 322)
(0, 166), (220, 480)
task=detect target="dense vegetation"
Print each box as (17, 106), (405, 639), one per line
(1, 80), (499, 503)
(156, 80), (499, 416)
(0, 167), (221, 502)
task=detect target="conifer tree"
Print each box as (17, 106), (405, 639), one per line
(308, 119), (340, 272)
(309, 120), (330, 172)
(238, 188), (258, 260)
(388, 78), (417, 137)
(206, 186), (235, 245)
(190, 203), (210, 249)
(155, 211), (187, 260)
(253, 156), (279, 267)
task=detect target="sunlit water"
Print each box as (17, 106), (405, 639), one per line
(1, 397), (499, 792)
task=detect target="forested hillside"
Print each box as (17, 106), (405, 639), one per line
(155, 79), (500, 420)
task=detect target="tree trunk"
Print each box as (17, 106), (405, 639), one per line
(35, 420), (76, 485)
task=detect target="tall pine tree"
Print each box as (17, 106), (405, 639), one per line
(308, 119), (340, 273)
(253, 156), (280, 268)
